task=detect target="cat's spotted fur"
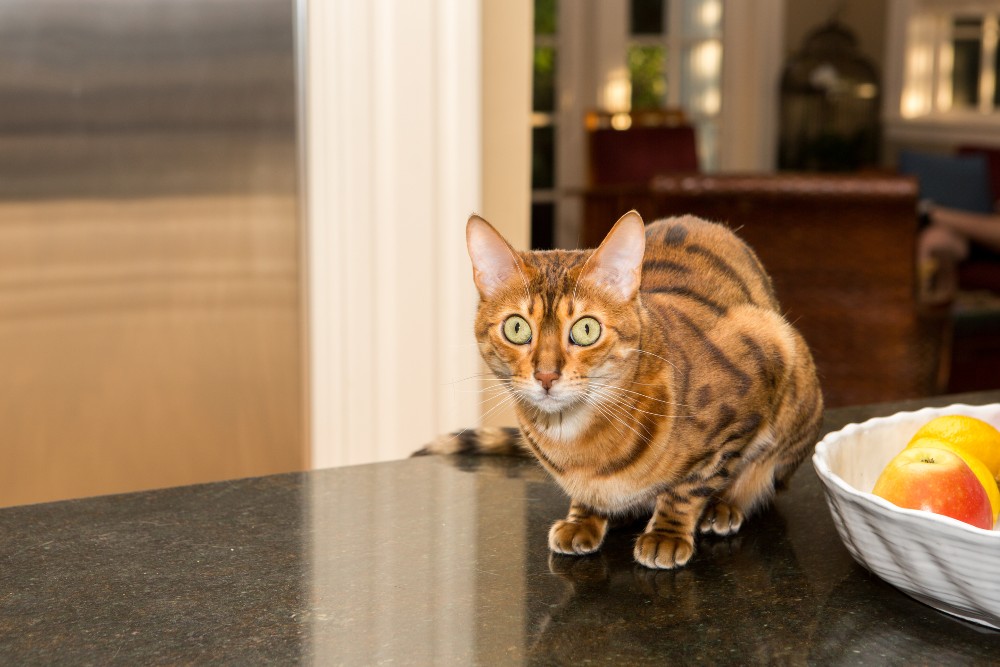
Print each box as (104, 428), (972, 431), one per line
(420, 211), (823, 569)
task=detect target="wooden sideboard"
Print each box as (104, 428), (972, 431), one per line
(580, 174), (950, 408)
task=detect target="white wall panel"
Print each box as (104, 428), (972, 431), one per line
(305, 0), (481, 467)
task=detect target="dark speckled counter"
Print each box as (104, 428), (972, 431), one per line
(5, 393), (1000, 664)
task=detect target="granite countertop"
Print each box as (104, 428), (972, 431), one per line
(4, 393), (1000, 664)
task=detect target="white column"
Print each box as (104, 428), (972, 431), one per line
(304, 0), (482, 467)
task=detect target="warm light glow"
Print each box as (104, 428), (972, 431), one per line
(936, 41), (953, 111)
(980, 17), (998, 112)
(699, 90), (721, 115)
(698, 0), (722, 29)
(855, 83), (878, 100)
(900, 14), (937, 118)
(603, 68), (632, 114)
(901, 38), (933, 118)
(901, 91), (927, 117)
(691, 41), (722, 79)
(610, 113), (632, 130)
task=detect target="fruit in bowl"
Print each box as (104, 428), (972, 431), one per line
(907, 435), (1000, 522)
(872, 446), (993, 530)
(906, 414), (1000, 477)
(812, 404), (1000, 630)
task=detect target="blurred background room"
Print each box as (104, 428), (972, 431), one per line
(3, 0), (1000, 507)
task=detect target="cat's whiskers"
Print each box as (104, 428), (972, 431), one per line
(622, 347), (679, 372)
(443, 372), (508, 386)
(589, 385), (696, 420)
(586, 394), (652, 444)
(580, 393), (635, 443)
(473, 387), (516, 408)
(587, 389), (658, 440)
(585, 374), (665, 388)
(477, 390), (523, 425)
(587, 381), (687, 407)
(471, 380), (514, 392)
(438, 387), (520, 445)
(454, 377), (514, 396)
(454, 387), (512, 397)
(589, 387), (671, 419)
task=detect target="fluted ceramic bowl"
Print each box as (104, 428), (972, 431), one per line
(812, 403), (1000, 629)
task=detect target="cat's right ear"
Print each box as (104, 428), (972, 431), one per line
(467, 215), (527, 299)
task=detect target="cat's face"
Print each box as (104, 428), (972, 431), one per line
(467, 213), (646, 415)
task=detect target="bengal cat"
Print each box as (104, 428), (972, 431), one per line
(418, 210), (823, 569)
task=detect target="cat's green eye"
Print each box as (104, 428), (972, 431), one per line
(570, 317), (601, 346)
(503, 315), (532, 345)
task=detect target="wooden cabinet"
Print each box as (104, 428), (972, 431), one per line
(580, 174), (950, 408)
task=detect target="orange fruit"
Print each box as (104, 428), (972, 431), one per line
(908, 436), (1000, 522)
(908, 415), (1000, 479)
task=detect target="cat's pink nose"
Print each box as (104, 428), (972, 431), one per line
(535, 370), (560, 391)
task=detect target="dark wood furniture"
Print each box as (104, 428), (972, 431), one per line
(581, 173), (950, 408)
(586, 109), (699, 186)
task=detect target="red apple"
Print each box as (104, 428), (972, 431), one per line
(872, 447), (993, 529)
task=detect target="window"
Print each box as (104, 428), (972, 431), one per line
(899, 4), (1000, 117)
(624, 0), (723, 170)
(531, 0), (558, 250)
(528, 0), (761, 249)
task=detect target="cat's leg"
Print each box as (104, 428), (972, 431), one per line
(698, 501), (744, 536)
(696, 418), (781, 537)
(548, 501), (609, 555)
(707, 379), (823, 534)
(634, 491), (712, 569)
(697, 315), (823, 537)
(710, 454), (777, 536)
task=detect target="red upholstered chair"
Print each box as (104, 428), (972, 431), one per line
(586, 109), (699, 187)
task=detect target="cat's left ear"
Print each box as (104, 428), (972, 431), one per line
(583, 210), (645, 301)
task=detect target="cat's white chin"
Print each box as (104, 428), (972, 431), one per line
(531, 399), (592, 442)
(532, 395), (570, 414)
(527, 390), (581, 415)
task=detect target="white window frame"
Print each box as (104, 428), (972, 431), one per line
(885, 0), (1000, 148)
(549, 0), (783, 247)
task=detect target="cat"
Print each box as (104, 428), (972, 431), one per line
(417, 210), (824, 569)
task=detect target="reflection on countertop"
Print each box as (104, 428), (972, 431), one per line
(3, 394), (1000, 664)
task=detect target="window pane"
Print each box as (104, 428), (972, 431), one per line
(532, 126), (555, 189)
(995, 43), (1000, 107)
(535, 0), (557, 35)
(628, 45), (666, 109)
(681, 40), (722, 116)
(695, 120), (717, 172)
(531, 202), (556, 250)
(631, 0), (665, 35)
(680, 0), (722, 39)
(952, 17), (982, 109)
(953, 39), (982, 108)
(533, 47), (557, 112)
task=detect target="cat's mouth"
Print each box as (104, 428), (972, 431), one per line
(523, 385), (581, 414)
(534, 394), (568, 413)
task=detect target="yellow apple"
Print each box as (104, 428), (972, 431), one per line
(872, 447), (993, 530)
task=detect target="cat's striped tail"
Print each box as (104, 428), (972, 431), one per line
(412, 426), (529, 457)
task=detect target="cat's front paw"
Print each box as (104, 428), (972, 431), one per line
(633, 532), (694, 569)
(548, 519), (605, 555)
(698, 502), (744, 536)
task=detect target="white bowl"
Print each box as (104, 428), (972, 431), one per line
(812, 403), (1000, 629)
